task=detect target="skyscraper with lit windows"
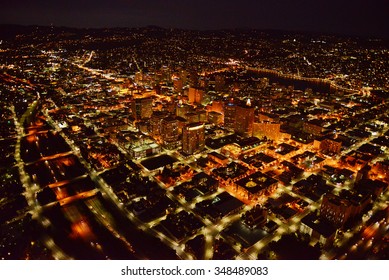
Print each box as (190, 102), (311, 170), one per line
(235, 99), (254, 137)
(224, 98), (236, 130)
(182, 122), (205, 155)
(161, 116), (180, 149)
(188, 87), (204, 104)
(132, 97), (153, 120)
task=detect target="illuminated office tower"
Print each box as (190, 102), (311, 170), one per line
(150, 111), (168, 137)
(161, 116), (179, 149)
(185, 112), (200, 123)
(253, 122), (281, 140)
(210, 100), (224, 114)
(173, 78), (183, 93)
(224, 98), (236, 130)
(208, 111), (223, 125)
(132, 97), (153, 120)
(188, 87), (204, 104)
(185, 110), (207, 124)
(320, 193), (353, 228)
(176, 102), (190, 118)
(182, 122), (205, 155)
(235, 99), (254, 137)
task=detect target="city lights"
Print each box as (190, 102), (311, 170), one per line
(0, 25), (388, 264)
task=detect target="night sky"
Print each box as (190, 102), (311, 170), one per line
(1, 0), (388, 38)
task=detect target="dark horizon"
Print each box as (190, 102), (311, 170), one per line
(1, 23), (388, 42)
(1, 0), (388, 39)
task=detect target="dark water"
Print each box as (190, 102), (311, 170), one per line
(249, 69), (333, 93)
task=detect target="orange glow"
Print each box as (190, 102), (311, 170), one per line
(70, 220), (95, 240)
(362, 225), (378, 239)
(55, 188), (68, 200)
(26, 134), (36, 143)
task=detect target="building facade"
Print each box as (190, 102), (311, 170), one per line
(132, 97), (153, 120)
(161, 116), (180, 150)
(224, 99), (236, 130)
(182, 122), (205, 155)
(235, 100), (254, 137)
(188, 87), (204, 104)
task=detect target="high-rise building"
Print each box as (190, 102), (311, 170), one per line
(224, 99), (236, 130)
(253, 122), (281, 140)
(184, 110), (207, 124)
(176, 116), (188, 135)
(161, 116), (179, 149)
(150, 111), (169, 137)
(197, 110), (207, 123)
(185, 112), (200, 123)
(132, 97), (153, 120)
(320, 138), (342, 154)
(258, 112), (279, 123)
(303, 119), (325, 136)
(188, 87), (204, 104)
(182, 122), (205, 155)
(176, 102), (191, 119)
(210, 100), (224, 114)
(208, 111), (223, 125)
(235, 99), (254, 137)
(173, 78), (183, 93)
(320, 191), (370, 229)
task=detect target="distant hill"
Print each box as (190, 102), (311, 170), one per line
(0, 24), (73, 39)
(0, 24), (388, 47)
